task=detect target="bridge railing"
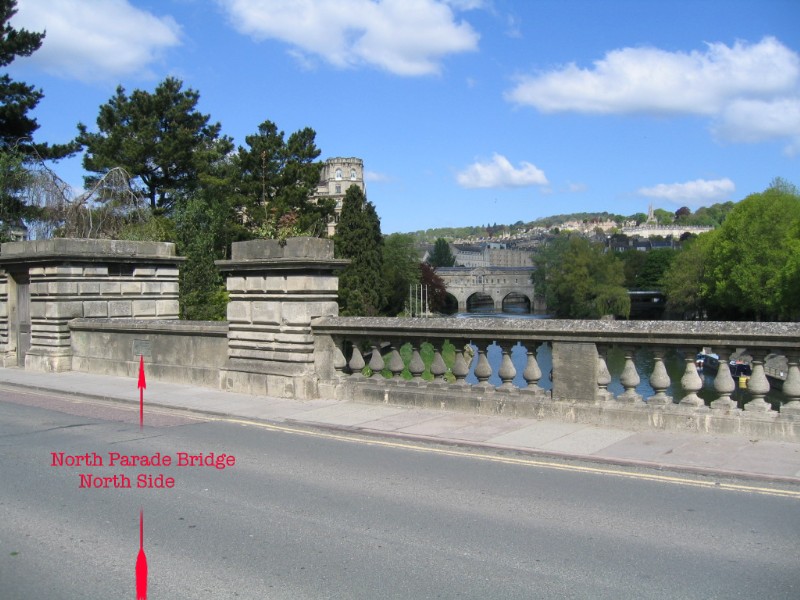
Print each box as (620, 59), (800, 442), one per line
(312, 317), (800, 439)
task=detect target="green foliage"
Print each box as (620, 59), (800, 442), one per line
(382, 233), (421, 316)
(233, 120), (332, 237)
(653, 208), (674, 225)
(428, 237), (455, 267)
(0, 0), (43, 150)
(172, 190), (231, 321)
(533, 235), (630, 319)
(662, 180), (800, 321)
(662, 232), (715, 319)
(0, 145), (32, 240)
(704, 183), (800, 320)
(334, 185), (385, 316)
(78, 77), (232, 213)
(621, 248), (676, 290)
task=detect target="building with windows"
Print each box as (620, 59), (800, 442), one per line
(312, 157), (365, 236)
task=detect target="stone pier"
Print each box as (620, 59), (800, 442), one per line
(0, 239), (182, 371)
(216, 237), (348, 399)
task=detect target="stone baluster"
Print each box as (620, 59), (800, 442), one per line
(386, 341), (405, 379)
(647, 348), (672, 406)
(780, 352), (800, 417)
(522, 343), (542, 390)
(474, 342), (493, 387)
(710, 349), (737, 411)
(348, 344), (366, 378)
(595, 344), (613, 402)
(743, 352), (773, 412)
(368, 342), (385, 379)
(618, 346), (643, 404)
(332, 338), (348, 379)
(430, 344), (447, 382)
(678, 348), (705, 408)
(497, 342), (517, 390)
(451, 342), (471, 385)
(408, 343), (425, 382)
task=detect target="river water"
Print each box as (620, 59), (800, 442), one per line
(455, 313), (785, 409)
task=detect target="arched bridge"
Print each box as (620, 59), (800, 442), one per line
(435, 267), (539, 313)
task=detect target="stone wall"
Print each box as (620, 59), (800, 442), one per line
(70, 319), (228, 388)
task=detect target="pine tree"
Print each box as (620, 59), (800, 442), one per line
(0, 0), (43, 150)
(77, 77), (232, 213)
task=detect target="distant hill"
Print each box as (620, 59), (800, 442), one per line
(403, 203), (736, 242)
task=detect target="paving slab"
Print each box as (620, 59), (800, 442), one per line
(396, 413), (492, 437)
(539, 427), (637, 455)
(2, 367), (800, 482)
(487, 421), (596, 447)
(297, 403), (406, 426)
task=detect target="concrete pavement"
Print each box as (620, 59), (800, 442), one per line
(2, 367), (800, 483)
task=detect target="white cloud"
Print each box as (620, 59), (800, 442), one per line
(637, 178), (735, 206)
(364, 170), (390, 182)
(456, 153), (548, 189)
(506, 37), (800, 152)
(219, 0), (479, 76)
(13, 0), (181, 82)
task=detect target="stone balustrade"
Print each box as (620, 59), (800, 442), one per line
(312, 317), (800, 439)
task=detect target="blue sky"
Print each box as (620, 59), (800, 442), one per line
(8, 0), (800, 234)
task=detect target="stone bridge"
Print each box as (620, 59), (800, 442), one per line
(435, 266), (540, 313)
(2, 237), (798, 441)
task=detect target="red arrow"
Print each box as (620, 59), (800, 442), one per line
(138, 355), (146, 429)
(135, 509), (148, 600)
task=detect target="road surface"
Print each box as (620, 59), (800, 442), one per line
(1, 388), (798, 599)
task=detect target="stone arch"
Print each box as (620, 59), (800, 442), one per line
(466, 291), (494, 313)
(442, 292), (459, 315)
(502, 291), (531, 314)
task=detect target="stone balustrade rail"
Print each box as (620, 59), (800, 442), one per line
(312, 317), (800, 440)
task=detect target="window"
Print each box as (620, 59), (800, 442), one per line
(350, 168), (357, 180)
(335, 168), (342, 180)
(335, 184), (341, 194)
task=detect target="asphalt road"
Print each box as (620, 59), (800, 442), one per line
(1, 389), (798, 599)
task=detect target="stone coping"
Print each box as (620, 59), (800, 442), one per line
(0, 239), (184, 267)
(69, 318), (228, 336)
(312, 316), (800, 349)
(215, 258), (349, 272)
(1, 238), (177, 257)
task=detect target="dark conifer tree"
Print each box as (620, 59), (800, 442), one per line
(334, 185), (385, 316)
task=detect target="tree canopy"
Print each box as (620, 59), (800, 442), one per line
(662, 180), (800, 321)
(78, 77), (232, 213)
(427, 237), (456, 267)
(382, 233), (421, 316)
(334, 185), (385, 316)
(232, 120), (331, 237)
(0, 0), (43, 151)
(533, 235), (630, 319)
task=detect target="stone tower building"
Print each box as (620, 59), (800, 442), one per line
(312, 157), (365, 236)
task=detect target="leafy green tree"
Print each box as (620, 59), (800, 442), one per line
(653, 208), (673, 225)
(382, 233), (421, 316)
(662, 232), (715, 319)
(635, 248), (676, 290)
(533, 235), (630, 319)
(428, 237), (455, 267)
(334, 185), (385, 316)
(78, 77), (232, 213)
(233, 120), (332, 237)
(705, 181), (800, 320)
